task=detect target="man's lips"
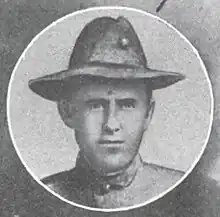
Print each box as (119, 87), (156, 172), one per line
(98, 140), (124, 145)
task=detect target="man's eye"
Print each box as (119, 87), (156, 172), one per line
(119, 102), (135, 109)
(89, 102), (104, 110)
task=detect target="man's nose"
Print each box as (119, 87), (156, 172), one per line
(103, 103), (120, 133)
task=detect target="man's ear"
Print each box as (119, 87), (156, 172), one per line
(144, 99), (155, 131)
(57, 100), (76, 129)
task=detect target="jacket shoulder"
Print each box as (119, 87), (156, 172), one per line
(141, 162), (185, 191)
(41, 169), (82, 201)
(42, 170), (76, 185)
(144, 162), (185, 178)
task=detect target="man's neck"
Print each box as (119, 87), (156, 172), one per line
(75, 153), (143, 188)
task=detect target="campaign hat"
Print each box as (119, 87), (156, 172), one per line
(29, 16), (185, 101)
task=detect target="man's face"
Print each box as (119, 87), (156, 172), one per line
(61, 79), (153, 175)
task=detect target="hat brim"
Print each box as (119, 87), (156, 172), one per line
(29, 63), (185, 101)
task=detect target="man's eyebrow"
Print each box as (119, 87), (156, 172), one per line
(116, 98), (137, 103)
(116, 97), (136, 100)
(84, 98), (137, 104)
(84, 98), (108, 103)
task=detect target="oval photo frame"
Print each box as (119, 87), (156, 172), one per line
(7, 7), (213, 212)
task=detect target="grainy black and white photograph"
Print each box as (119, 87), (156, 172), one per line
(1, 1), (220, 217)
(7, 7), (213, 212)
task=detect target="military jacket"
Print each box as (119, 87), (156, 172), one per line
(42, 153), (184, 209)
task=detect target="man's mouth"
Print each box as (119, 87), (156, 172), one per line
(99, 140), (124, 145)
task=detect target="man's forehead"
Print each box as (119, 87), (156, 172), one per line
(70, 80), (149, 101)
(62, 77), (153, 100)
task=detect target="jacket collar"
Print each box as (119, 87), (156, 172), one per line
(75, 152), (143, 193)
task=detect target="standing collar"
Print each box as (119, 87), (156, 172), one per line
(75, 152), (143, 191)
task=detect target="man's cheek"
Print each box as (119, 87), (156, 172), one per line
(85, 115), (103, 133)
(121, 112), (145, 125)
(123, 120), (144, 136)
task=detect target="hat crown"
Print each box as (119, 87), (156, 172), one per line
(28, 16), (185, 101)
(69, 16), (147, 68)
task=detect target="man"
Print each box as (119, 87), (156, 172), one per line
(28, 16), (185, 209)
